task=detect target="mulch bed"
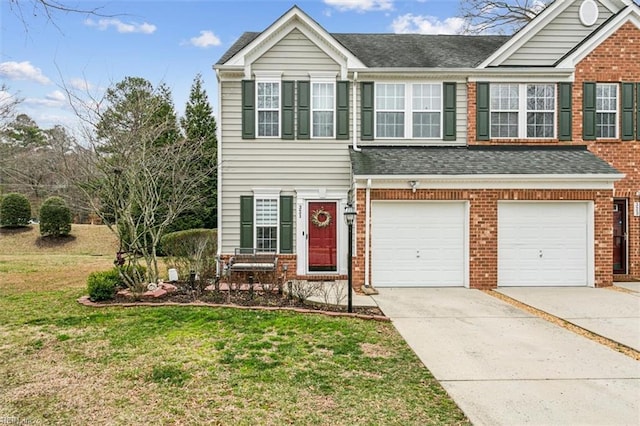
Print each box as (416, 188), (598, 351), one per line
(78, 281), (388, 321)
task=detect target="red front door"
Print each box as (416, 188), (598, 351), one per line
(308, 201), (337, 272)
(613, 199), (627, 274)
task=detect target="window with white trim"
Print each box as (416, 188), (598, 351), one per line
(596, 83), (617, 139)
(257, 81), (280, 137)
(490, 83), (556, 139)
(375, 83), (443, 139)
(255, 198), (278, 252)
(376, 83), (405, 138)
(412, 84), (442, 138)
(312, 82), (335, 138)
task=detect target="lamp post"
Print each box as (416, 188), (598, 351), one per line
(344, 203), (357, 313)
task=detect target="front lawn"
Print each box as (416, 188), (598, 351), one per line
(0, 225), (470, 425)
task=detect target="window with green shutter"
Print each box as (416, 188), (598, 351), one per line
(361, 82), (374, 140)
(281, 81), (295, 139)
(582, 82), (597, 140)
(241, 80), (255, 139)
(297, 81), (310, 139)
(621, 82), (634, 141)
(336, 81), (350, 139)
(558, 82), (572, 141)
(443, 82), (456, 141)
(279, 196), (293, 253)
(476, 82), (490, 141)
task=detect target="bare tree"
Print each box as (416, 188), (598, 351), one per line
(0, 84), (21, 126)
(63, 77), (215, 288)
(457, 0), (552, 34)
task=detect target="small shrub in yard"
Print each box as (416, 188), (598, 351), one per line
(87, 269), (121, 301)
(161, 228), (217, 287)
(0, 193), (31, 228)
(39, 196), (72, 237)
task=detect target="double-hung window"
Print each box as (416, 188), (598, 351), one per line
(312, 82), (335, 138)
(376, 83), (405, 138)
(257, 81), (280, 137)
(490, 83), (556, 139)
(255, 198), (278, 252)
(412, 84), (442, 138)
(596, 83), (617, 138)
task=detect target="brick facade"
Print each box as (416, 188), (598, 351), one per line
(465, 21), (640, 281)
(352, 188), (613, 292)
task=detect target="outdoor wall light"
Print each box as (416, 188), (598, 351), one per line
(409, 180), (418, 193)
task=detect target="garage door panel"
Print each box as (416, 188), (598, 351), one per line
(372, 202), (466, 287)
(498, 202), (590, 287)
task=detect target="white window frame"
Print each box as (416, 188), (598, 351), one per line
(374, 82), (444, 139)
(490, 83), (556, 139)
(255, 73), (282, 138)
(253, 188), (280, 253)
(411, 83), (442, 139)
(311, 80), (336, 139)
(596, 83), (618, 139)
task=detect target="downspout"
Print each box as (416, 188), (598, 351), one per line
(365, 178), (371, 288)
(215, 68), (223, 276)
(352, 71), (361, 152)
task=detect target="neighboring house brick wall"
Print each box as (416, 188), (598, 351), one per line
(353, 188), (614, 291)
(574, 21), (640, 279)
(467, 21), (640, 279)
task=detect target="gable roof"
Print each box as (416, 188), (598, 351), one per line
(215, 9), (510, 69)
(349, 145), (621, 176)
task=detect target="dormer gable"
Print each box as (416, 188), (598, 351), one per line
(215, 6), (366, 79)
(479, 0), (637, 68)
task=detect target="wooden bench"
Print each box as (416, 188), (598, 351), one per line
(226, 248), (279, 287)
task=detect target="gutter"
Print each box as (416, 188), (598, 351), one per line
(215, 68), (223, 273)
(364, 178), (371, 288)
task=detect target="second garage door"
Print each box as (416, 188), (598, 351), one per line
(498, 202), (592, 287)
(372, 201), (467, 287)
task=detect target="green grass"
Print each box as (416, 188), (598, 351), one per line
(0, 226), (470, 425)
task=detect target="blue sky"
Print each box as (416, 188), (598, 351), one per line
(1, 0), (462, 130)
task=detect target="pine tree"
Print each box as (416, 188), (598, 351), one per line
(175, 73), (218, 230)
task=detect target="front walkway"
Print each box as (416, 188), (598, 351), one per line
(371, 287), (640, 426)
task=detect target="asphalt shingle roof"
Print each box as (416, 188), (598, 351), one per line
(349, 145), (621, 176)
(216, 31), (510, 68)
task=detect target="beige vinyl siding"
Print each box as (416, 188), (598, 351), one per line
(252, 29), (340, 78)
(502, 0), (613, 66)
(220, 81), (351, 253)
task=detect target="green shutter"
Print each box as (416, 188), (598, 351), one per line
(279, 196), (293, 254)
(558, 82), (572, 141)
(281, 81), (295, 140)
(621, 82), (634, 141)
(476, 82), (490, 141)
(297, 81), (310, 139)
(240, 196), (254, 250)
(637, 83), (640, 140)
(443, 82), (456, 141)
(361, 82), (374, 141)
(583, 82), (596, 140)
(336, 81), (350, 140)
(241, 80), (255, 139)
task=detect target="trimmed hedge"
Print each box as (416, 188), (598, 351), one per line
(39, 196), (72, 237)
(160, 228), (217, 258)
(0, 193), (31, 228)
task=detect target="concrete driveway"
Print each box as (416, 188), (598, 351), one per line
(372, 288), (640, 426)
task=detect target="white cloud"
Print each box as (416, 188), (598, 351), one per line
(84, 18), (157, 34)
(0, 61), (51, 85)
(188, 30), (222, 48)
(69, 78), (95, 92)
(324, 0), (393, 12)
(25, 90), (67, 107)
(391, 14), (465, 34)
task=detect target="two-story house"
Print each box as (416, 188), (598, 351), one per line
(214, 0), (639, 291)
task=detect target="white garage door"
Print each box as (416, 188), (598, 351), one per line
(498, 202), (591, 287)
(372, 201), (466, 287)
